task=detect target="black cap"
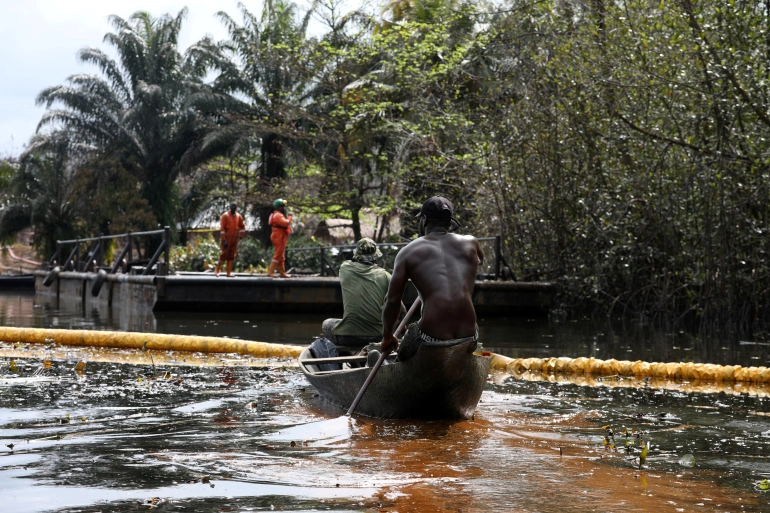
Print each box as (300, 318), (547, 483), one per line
(415, 196), (461, 228)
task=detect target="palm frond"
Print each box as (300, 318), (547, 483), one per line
(77, 48), (131, 102)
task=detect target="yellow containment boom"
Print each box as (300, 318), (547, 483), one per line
(492, 364), (770, 397)
(489, 354), (770, 384)
(0, 327), (302, 359)
(2, 327), (767, 386)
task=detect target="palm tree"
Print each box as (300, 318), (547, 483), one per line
(186, 0), (317, 245)
(34, 9), (211, 230)
(0, 132), (81, 258)
(0, 159), (15, 210)
(189, 0), (317, 179)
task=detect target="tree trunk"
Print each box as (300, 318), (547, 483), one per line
(255, 205), (273, 248)
(261, 133), (285, 179)
(351, 206), (362, 242)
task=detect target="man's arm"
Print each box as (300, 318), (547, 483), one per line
(381, 251), (409, 352)
(238, 214), (246, 237)
(475, 237), (484, 265)
(272, 212), (291, 228)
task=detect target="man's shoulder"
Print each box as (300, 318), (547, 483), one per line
(339, 261), (362, 275)
(401, 233), (477, 252)
(400, 237), (427, 251)
(340, 261), (390, 279)
(451, 233), (479, 243)
(371, 265), (391, 278)
(396, 237), (432, 262)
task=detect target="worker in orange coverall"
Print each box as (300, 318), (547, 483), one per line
(267, 198), (292, 278)
(215, 202), (246, 277)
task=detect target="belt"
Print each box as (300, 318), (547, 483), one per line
(419, 325), (479, 345)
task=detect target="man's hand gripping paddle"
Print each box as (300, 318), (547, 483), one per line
(345, 297), (421, 416)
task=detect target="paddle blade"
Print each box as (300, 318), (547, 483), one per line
(266, 416), (353, 445)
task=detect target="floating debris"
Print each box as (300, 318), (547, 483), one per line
(639, 442), (649, 468)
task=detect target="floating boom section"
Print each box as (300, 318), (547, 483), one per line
(494, 365), (770, 397)
(2, 327), (767, 386)
(0, 327), (302, 358)
(491, 354), (770, 384)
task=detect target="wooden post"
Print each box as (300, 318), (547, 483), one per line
(163, 226), (170, 276)
(127, 231), (132, 271)
(74, 239), (79, 272)
(97, 235), (104, 269)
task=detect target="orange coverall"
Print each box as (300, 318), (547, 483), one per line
(220, 211), (246, 261)
(269, 210), (292, 265)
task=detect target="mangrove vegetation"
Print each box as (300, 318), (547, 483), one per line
(2, 0), (770, 334)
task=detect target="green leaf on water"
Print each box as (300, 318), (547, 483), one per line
(759, 479), (769, 491)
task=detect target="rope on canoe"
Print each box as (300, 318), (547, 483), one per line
(0, 327), (302, 358)
(490, 354), (770, 384)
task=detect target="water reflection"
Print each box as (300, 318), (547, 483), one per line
(2, 292), (768, 367)
(0, 348), (767, 512)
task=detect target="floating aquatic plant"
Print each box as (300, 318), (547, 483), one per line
(639, 442), (649, 468)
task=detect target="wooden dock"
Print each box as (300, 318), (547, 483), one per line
(33, 270), (556, 316)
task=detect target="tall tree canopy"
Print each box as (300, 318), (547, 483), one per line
(34, 9), (212, 229)
(1, 132), (80, 256)
(7, 0), (770, 332)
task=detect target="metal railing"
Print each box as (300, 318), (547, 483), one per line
(286, 236), (502, 278)
(49, 227), (171, 277)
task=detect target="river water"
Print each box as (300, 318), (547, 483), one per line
(1, 292), (769, 512)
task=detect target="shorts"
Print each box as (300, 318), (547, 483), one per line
(397, 322), (479, 361)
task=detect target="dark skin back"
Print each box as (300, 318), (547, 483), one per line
(381, 218), (484, 352)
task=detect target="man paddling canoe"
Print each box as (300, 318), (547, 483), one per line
(381, 196), (484, 360)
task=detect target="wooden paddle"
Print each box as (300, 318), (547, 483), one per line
(345, 296), (422, 416)
(269, 297), (423, 443)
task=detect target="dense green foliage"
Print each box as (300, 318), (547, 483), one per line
(170, 233), (322, 273)
(2, 0), (770, 333)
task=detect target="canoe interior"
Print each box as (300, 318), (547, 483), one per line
(300, 339), (491, 420)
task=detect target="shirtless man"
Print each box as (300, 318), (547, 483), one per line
(381, 196), (484, 360)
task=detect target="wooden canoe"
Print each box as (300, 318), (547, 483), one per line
(299, 339), (491, 420)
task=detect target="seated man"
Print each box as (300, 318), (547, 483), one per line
(322, 237), (397, 354)
(381, 196), (484, 361)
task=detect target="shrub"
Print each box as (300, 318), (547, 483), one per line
(234, 238), (271, 273)
(170, 235), (220, 272)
